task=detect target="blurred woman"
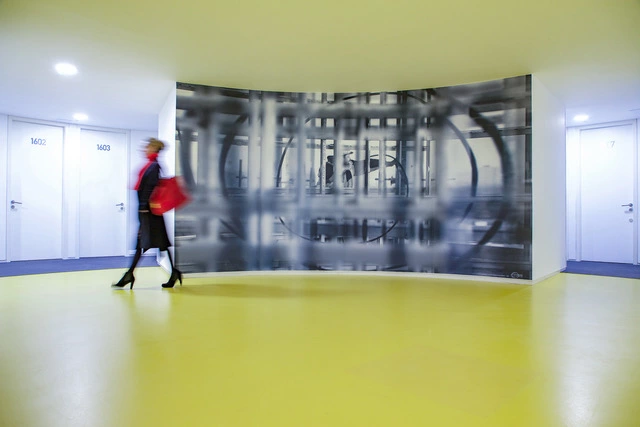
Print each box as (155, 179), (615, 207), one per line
(112, 138), (182, 289)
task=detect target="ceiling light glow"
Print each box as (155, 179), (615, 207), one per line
(573, 114), (589, 122)
(55, 62), (78, 76)
(73, 113), (88, 121)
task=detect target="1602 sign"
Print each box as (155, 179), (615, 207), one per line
(97, 144), (111, 151)
(31, 138), (46, 146)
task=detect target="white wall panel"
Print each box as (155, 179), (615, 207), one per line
(62, 125), (81, 258)
(532, 76), (566, 280)
(156, 84), (177, 271)
(565, 127), (580, 260)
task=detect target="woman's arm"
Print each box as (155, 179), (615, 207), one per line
(139, 163), (160, 210)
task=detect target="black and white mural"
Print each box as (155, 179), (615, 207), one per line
(174, 75), (532, 279)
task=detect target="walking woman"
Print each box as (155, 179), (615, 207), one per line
(112, 138), (182, 289)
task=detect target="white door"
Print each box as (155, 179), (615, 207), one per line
(8, 120), (64, 261)
(580, 124), (635, 263)
(79, 129), (128, 257)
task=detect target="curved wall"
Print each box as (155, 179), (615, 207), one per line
(174, 75), (533, 279)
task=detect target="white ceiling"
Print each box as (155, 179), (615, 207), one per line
(0, 0), (639, 130)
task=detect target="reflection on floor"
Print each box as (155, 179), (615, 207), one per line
(0, 269), (639, 427)
(564, 260), (640, 279)
(0, 255), (158, 277)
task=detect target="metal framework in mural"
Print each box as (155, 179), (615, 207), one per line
(174, 75), (532, 279)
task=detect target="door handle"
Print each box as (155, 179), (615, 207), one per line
(622, 203), (633, 207)
(11, 200), (22, 205)
(115, 203), (124, 207)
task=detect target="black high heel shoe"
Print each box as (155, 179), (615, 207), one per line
(112, 271), (135, 290)
(162, 269), (183, 288)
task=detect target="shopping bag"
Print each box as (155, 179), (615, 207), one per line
(149, 177), (191, 215)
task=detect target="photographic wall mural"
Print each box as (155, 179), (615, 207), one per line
(174, 75), (532, 279)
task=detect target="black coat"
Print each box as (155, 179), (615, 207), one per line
(136, 161), (171, 251)
(137, 162), (160, 211)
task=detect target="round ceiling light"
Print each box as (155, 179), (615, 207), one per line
(55, 62), (78, 76)
(73, 113), (88, 121)
(573, 114), (589, 122)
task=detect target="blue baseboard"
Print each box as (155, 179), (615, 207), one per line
(3, 258), (637, 280)
(0, 256), (158, 277)
(564, 261), (640, 279)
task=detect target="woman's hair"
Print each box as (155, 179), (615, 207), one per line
(146, 138), (165, 152)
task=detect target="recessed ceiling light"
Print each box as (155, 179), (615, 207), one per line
(573, 114), (589, 122)
(55, 62), (78, 76)
(73, 113), (88, 121)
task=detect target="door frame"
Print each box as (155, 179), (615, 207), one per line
(0, 115), (7, 262)
(6, 116), (67, 261)
(572, 119), (638, 264)
(77, 125), (131, 258)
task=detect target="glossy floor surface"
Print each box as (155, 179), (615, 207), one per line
(1, 270), (639, 427)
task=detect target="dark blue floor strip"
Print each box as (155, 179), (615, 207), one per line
(564, 261), (640, 279)
(0, 256), (158, 277)
(2, 258), (638, 280)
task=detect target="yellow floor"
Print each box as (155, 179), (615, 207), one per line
(0, 269), (639, 427)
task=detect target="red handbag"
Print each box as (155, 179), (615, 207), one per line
(149, 177), (191, 215)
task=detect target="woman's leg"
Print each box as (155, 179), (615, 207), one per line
(127, 239), (145, 273)
(112, 239), (145, 289)
(161, 249), (182, 288)
(165, 248), (174, 270)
